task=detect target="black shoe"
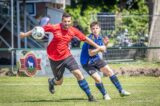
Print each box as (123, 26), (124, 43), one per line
(48, 78), (55, 94)
(88, 95), (97, 102)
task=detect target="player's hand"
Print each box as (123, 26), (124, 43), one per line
(20, 32), (25, 39)
(100, 46), (106, 52)
(97, 45), (101, 51)
(20, 30), (32, 38)
(103, 36), (109, 46)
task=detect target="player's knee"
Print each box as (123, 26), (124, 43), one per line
(92, 73), (102, 83)
(75, 73), (84, 80)
(93, 76), (101, 83)
(103, 71), (113, 77)
(101, 67), (114, 77)
(108, 70), (114, 76)
(72, 69), (84, 80)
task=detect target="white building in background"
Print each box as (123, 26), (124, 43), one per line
(46, 0), (71, 24)
(24, 0), (71, 24)
(0, 0), (71, 64)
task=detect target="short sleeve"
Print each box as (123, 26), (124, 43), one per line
(72, 27), (86, 41)
(43, 24), (54, 32)
(88, 43), (95, 49)
(87, 36), (95, 50)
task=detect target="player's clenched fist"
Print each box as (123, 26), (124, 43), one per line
(100, 45), (106, 52)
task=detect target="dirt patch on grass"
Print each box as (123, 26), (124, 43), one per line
(0, 68), (15, 76)
(0, 67), (160, 77)
(115, 67), (160, 77)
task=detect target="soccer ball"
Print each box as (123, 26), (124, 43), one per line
(32, 26), (45, 40)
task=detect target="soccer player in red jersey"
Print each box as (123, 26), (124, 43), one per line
(20, 13), (105, 102)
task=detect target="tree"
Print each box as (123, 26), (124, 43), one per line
(147, 0), (160, 61)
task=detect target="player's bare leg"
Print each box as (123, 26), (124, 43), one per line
(72, 69), (84, 80)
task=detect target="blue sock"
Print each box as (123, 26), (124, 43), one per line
(110, 75), (123, 93)
(78, 79), (91, 97)
(96, 83), (106, 96)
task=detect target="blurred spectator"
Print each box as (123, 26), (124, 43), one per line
(71, 20), (83, 48)
(39, 16), (50, 27)
(39, 16), (53, 47)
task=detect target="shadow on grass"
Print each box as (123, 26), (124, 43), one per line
(24, 98), (87, 103)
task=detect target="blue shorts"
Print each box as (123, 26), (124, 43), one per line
(82, 59), (107, 76)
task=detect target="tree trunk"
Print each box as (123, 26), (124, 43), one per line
(147, 0), (160, 61)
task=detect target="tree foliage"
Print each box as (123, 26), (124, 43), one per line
(66, 0), (149, 36)
(120, 0), (149, 41)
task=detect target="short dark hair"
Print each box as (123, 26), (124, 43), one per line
(62, 12), (71, 18)
(90, 21), (100, 28)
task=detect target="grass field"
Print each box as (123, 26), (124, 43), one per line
(0, 76), (160, 106)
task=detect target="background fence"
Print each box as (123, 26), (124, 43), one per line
(1, 13), (160, 76)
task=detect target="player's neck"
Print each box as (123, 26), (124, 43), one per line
(92, 33), (99, 38)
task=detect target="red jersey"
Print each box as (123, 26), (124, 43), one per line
(43, 23), (86, 61)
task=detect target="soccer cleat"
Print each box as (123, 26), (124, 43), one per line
(120, 90), (131, 97)
(103, 94), (111, 100)
(88, 95), (97, 102)
(48, 78), (55, 94)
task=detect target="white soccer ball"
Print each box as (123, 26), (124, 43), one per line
(32, 26), (45, 40)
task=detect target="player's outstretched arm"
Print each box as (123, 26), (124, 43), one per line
(20, 30), (32, 39)
(85, 37), (100, 49)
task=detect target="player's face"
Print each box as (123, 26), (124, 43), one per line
(91, 25), (101, 36)
(62, 17), (72, 29)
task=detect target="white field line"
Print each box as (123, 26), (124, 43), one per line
(0, 83), (160, 87)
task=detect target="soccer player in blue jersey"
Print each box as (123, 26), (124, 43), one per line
(80, 21), (131, 100)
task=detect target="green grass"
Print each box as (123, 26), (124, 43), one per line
(0, 76), (160, 106)
(109, 60), (160, 70)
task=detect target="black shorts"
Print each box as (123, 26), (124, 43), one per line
(49, 55), (79, 81)
(82, 59), (107, 76)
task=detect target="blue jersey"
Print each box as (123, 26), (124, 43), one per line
(80, 34), (104, 65)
